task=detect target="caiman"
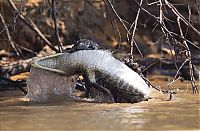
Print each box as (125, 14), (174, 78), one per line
(31, 48), (151, 103)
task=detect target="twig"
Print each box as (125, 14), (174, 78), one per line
(170, 32), (200, 50)
(132, 38), (143, 58)
(165, 35), (178, 69)
(8, 0), (59, 53)
(133, 0), (200, 50)
(0, 0), (24, 34)
(158, 0), (166, 36)
(168, 58), (189, 86)
(132, 0), (199, 93)
(127, 21), (135, 42)
(49, 0), (63, 52)
(142, 76), (176, 94)
(177, 17), (198, 94)
(164, 0), (200, 37)
(184, 5), (191, 37)
(142, 58), (160, 73)
(130, 0), (143, 57)
(105, 0), (130, 35)
(0, 12), (20, 56)
(12, 0), (24, 31)
(146, 0), (159, 5)
(15, 43), (37, 55)
(103, 0), (117, 40)
(114, 20), (122, 44)
(27, 18), (59, 51)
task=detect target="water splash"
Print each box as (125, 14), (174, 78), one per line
(25, 67), (79, 102)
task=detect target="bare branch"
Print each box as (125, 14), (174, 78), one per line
(130, 0), (143, 57)
(105, 0), (130, 35)
(0, 12), (20, 56)
(134, 0), (200, 50)
(177, 17), (198, 94)
(102, 0), (117, 39)
(49, 0), (63, 52)
(8, 0), (59, 53)
(168, 58), (189, 86)
(164, 0), (200, 37)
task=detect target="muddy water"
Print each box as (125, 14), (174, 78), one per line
(0, 78), (199, 130)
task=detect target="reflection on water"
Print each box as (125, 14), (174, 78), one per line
(0, 80), (200, 130)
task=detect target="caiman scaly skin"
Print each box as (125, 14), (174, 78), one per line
(31, 50), (151, 103)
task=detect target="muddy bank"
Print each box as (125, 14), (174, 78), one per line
(1, 0), (199, 54)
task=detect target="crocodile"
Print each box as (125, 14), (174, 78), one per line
(31, 49), (151, 103)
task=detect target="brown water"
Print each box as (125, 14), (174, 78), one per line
(0, 79), (200, 130)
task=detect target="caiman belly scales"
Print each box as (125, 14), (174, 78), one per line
(32, 50), (151, 103)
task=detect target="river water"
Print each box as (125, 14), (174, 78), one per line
(0, 77), (199, 130)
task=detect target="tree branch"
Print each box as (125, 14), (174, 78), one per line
(8, 0), (59, 53)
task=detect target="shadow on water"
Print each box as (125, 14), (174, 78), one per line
(0, 78), (199, 130)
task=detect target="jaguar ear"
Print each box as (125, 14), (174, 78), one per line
(74, 39), (79, 45)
